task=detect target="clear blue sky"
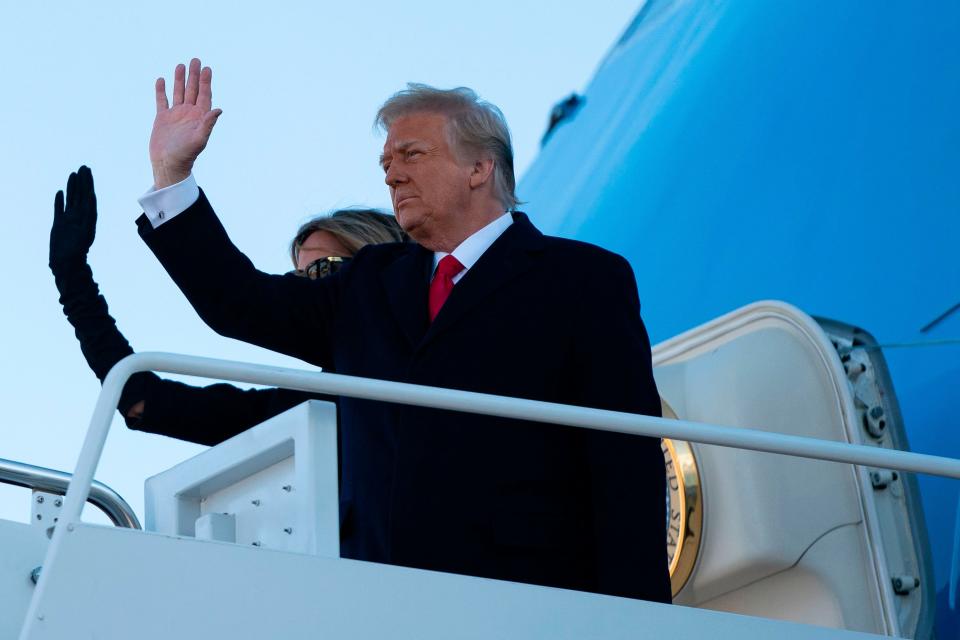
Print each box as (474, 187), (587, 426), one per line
(0, 2), (642, 523)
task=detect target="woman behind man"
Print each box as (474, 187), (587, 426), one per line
(50, 166), (405, 445)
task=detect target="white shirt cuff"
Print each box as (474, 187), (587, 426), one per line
(138, 174), (200, 228)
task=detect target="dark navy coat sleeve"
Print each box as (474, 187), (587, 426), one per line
(569, 252), (670, 602)
(52, 205), (330, 447)
(137, 189), (340, 369)
(132, 378), (321, 446)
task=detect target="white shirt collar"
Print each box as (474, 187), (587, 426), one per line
(432, 212), (513, 279)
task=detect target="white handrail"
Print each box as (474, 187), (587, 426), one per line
(23, 349), (958, 639)
(54, 350), (960, 531)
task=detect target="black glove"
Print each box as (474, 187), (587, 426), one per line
(50, 166), (97, 271)
(50, 166), (156, 417)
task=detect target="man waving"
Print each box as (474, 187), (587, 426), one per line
(137, 58), (670, 603)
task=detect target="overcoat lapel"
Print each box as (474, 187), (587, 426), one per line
(421, 212), (545, 349)
(380, 244), (434, 348)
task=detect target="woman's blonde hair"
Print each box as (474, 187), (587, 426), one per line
(290, 208), (407, 266)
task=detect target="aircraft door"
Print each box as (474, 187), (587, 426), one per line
(652, 300), (931, 638)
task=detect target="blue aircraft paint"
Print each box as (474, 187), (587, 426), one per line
(519, 1), (959, 634)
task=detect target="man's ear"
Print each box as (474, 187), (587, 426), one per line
(469, 157), (496, 190)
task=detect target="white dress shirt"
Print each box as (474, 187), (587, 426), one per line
(138, 174), (199, 228)
(433, 212), (513, 284)
(138, 174), (514, 281)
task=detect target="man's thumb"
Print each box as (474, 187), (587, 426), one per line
(202, 109), (223, 137)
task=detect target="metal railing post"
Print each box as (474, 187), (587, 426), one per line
(0, 458), (140, 529)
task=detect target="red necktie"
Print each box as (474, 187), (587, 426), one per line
(428, 255), (465, 322)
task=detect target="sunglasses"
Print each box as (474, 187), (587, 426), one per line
(290, 256), (352, 280)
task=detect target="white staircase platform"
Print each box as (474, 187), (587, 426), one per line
(18, 522), (888, 639)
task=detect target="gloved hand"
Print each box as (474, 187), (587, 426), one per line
(48, 166), (158, 417)
(50, 165), (97, 271)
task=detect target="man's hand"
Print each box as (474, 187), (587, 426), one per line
(50, 165), (97, 270)
(149, 58), (223, 189)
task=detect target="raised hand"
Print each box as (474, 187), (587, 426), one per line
(149, 58), (223, 188)
(50, 165), (97, 270)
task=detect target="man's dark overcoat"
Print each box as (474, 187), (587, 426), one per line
(139, 191), (671, 603)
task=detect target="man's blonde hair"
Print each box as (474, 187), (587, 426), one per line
(375, 83), (519, 210)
